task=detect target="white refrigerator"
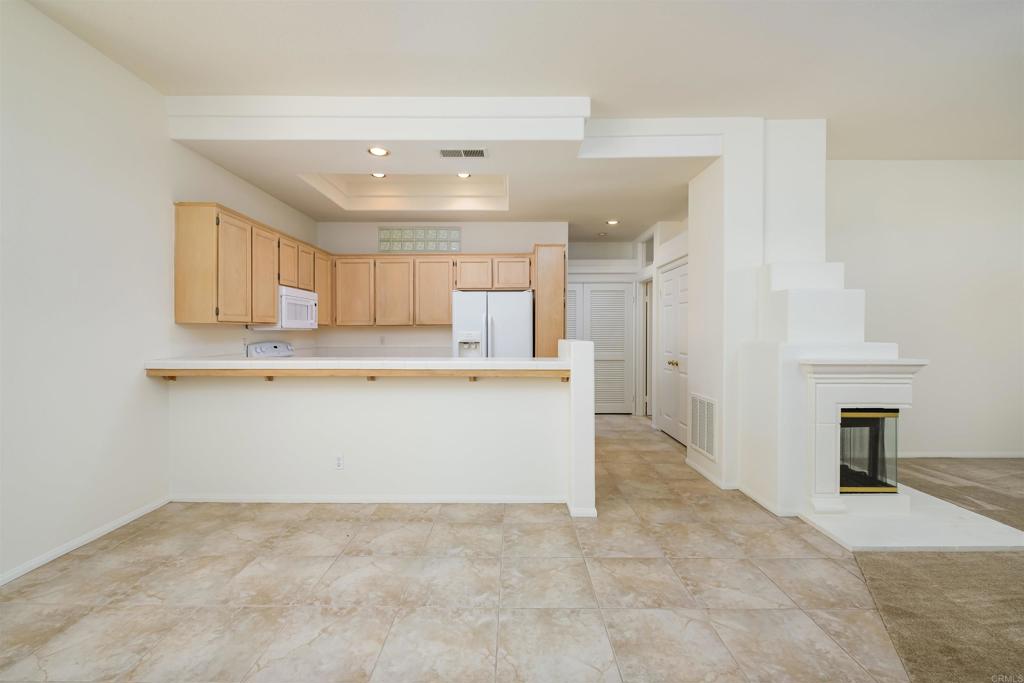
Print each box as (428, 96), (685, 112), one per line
(452, 291), (534, 358)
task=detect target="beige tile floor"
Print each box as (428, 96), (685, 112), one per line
(0, 415), (908, 682)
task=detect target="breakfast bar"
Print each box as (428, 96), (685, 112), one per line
(146, 340), (596, 516)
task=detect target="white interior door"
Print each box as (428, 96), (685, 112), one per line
(656, 264), (689, 443)
(582, 283), (635, 414)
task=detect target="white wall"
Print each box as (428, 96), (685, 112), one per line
(764, 120), (827, 264)
(827, 160), (1024, 457)
(0, 0), (317, 580)
(685, 159), (726, 481)
(568, 242), (634, 260)
(657, 220), (687, 245)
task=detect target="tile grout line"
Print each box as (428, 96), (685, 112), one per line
(573, 520), (627, 683)
(495, 516), (504, 682)
(703, 612), (755, 683)
(747, 557), (887, 683)
(851, 555), (914, 681)
(365, 607), (401, 682)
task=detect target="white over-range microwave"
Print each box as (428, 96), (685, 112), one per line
(249, 285), (318, 330)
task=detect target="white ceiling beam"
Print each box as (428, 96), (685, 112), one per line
(167, 96), (590, 142)
(578, 134), (722, 159)
(166, 96), (590, 118)
(169, 116), (584, 141)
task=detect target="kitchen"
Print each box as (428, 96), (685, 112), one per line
(148, 202), (597, 515)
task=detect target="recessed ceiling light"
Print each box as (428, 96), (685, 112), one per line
(606, 219), (619, 226)
(368, 146), (390, 157)
(598, 232), (608, 237)
(457, 172), (471, 179)
(371, 172), (386, 178)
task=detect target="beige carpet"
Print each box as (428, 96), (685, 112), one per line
(855, 457), (1024, 682)
(857, 551), (1024, 682)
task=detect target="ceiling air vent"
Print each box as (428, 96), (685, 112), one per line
(440, 148), (487, 158)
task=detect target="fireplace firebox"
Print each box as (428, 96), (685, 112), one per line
(839, 409), (899, 493)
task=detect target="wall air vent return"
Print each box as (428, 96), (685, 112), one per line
(690, 393), (717, 461)
(439, 149), (487, 158)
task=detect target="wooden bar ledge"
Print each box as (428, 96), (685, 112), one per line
(147, 367), (570, 380)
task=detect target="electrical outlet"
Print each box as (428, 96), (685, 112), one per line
(335, 456), (344, 470)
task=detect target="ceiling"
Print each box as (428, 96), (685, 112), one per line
(179, 139), (711, 240)
(299, 173), (511, 213)
(31, 0), (1024, 160)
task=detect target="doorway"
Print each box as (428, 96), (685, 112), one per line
(655, 261), (689, 443)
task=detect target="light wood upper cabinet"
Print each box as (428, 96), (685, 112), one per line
(493, 256), (531, 289)
(375, 257), (414, 326)
(297, 244), (315, 291)
(533, 244), (566, 357)
(279, 237), (298, 287)
(251, 225), (279, 324)
(313, 251), (333, 327)
(174, 204), (220, 323)
(415, 257), (454, 325)
(175, 203), (565, 348)
(335, 258), (374, 325)
(455, 256), (493, 290)
(216, 212), (252, 323)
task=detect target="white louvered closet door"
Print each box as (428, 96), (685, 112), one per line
(582, 283), (635, 414)
(565, 284), (583, 340)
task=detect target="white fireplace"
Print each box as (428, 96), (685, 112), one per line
(800, 359), (927, 514)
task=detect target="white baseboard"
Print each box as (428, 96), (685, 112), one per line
(570, 506), (598, 518)
(902, 451), (1024, 459)
(684, 454), (727, 489)
(170, 493), (566, 504)
(738, 485), (792, 518)
(1, 497), (170, 587)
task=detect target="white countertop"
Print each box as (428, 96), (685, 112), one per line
(145, 355), (570, 371)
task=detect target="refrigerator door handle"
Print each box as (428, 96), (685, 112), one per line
(481, 312), (488, 357)
(487, 314), (495, 357)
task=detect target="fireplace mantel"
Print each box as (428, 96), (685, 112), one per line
(800, 358), (928, 513)
(800, 358), (928, 377)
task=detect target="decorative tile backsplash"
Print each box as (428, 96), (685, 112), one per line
(378, 227), (461, 253)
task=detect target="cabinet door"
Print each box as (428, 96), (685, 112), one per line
(314, 251), (333, 326)
(334, 258), (374, 325)
(455, 256), (493, 289)
(216, 213), (252, 322)
(533, 244), (566, 357)
(375, 257), (414, 325)
(279, 237), (299, 287)
(493, 256), (531, 289)
(297, 244), (315, 291)
(251, 226), (279, 324)
(415, 257), (454, 325)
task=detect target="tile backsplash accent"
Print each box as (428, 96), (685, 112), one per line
(378, 227), (461, 253)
